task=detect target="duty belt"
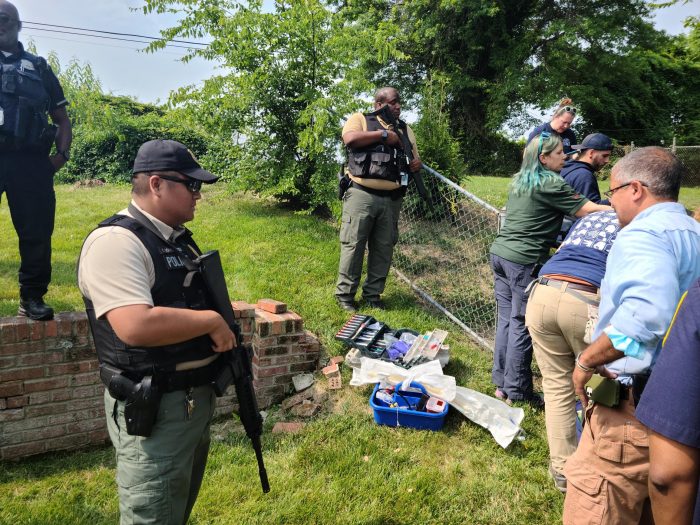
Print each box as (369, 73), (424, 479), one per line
(618, 374), (650, 406)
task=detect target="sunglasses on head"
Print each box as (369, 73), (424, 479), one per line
(156, 174), (202, 193)
(0, 14), (19, 26)
(537, 131), (551, 156)
(561, 106), (577, 115)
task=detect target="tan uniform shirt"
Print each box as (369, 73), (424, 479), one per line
(78, 202), (214, 371)
(342, 112), (420, 191)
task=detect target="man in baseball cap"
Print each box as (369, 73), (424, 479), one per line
(561, 133), (614, 203)
(78, 139), (234, 523)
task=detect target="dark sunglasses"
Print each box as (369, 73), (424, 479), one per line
(156, 174), (202, 193)
(0, 14), (19, 26)
(537, 131), (551, 156)
(604, 180), (648, 198)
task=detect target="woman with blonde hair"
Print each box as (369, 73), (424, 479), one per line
(490, 132), (610, 407)
(528, 98), (578, 154)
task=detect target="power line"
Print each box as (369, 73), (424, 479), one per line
(23, 20), (209, 47)
(23, 25), (203, 51)
(23, 33), (191, 58)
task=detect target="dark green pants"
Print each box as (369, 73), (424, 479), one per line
(104, 385), (216, 525)
(335, 186), (402, 302)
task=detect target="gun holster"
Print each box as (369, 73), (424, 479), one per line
(100, 364), (162, 437)
(338, 166), (351, 200)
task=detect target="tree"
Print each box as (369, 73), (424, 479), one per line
(142, 0), (398, 212)
(343, 0), (696, 170)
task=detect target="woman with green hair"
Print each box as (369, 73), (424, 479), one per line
(490, 132), (610, 407)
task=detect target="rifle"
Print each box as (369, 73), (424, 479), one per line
(372, 104), (433, 209)
(195, 250), (271, 494)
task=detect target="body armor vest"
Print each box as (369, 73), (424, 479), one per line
(0, 49), (55, 150)
(82, 215), (216, 377)
(346, 114), (404, 183)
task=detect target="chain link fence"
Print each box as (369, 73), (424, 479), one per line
(394, 144), (700, 351)
(394, 166), (499, 350)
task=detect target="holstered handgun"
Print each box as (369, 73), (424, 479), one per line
(100, 364), (162, 437)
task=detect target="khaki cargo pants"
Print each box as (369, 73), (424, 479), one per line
(104, 385), (216, 525)
(563, 395), (653, 524)
(335, 186), (402, 302)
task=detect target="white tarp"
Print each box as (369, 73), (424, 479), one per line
(350, 357), (525, 448)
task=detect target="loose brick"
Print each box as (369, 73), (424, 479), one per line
(0, 380), (23, 397)
(257, 299), (287, 314)
(24, 376), (69, 393)
(272, 422), (305, 434)
(0, 366), (44, 383)
(231, 301), (256, 318)
(330, 356), (345, 365)
(290, 401), (321, 418)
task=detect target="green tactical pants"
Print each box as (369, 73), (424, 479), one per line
(335, 186), (402, 302)
(104, 385), (216, 525)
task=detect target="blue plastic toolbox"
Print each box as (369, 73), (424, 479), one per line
(370, 381), (448, 431)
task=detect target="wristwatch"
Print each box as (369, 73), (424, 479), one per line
(56, 150), (70, 161)
(380, 130), (389, 143)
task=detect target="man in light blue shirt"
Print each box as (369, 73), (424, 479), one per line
(563, 147), (700, 525)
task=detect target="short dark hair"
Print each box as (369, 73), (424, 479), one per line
(613, 146), (684, 201)
(131, 172), (161, 196)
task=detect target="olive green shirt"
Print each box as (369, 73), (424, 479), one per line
(490, 177), (588, 265)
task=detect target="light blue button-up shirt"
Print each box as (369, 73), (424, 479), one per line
(594, 202), (700, 382)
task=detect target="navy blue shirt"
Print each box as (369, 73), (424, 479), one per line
(637, 277), (700, 525)
(539, 210), (619, 287)
(528, 122), (577, 155)
(561, 160), (603, 203)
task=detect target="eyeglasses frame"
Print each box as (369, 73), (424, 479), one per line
(604, 180), (648, 199)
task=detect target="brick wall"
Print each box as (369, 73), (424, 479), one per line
(0, 300), (320, 461)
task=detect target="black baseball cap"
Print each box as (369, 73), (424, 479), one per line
(132, 139), (218, 182)
(571, 133), (613, 152)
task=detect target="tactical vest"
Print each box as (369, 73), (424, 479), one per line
(0, 49), (55, 150)
(82, 215), (216, 378)
(346, 114), (403, 183)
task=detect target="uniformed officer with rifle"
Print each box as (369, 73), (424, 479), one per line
(78, 140), (268, 525)
(0, 0), (72, 321)
(335, 86), (423, 312)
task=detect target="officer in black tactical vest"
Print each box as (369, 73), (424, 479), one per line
(78, 140), (236, 524)
(0, 1), (72, 320)
(335, 86), (421, 311)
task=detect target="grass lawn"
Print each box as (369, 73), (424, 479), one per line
(0, 184), (561, 524)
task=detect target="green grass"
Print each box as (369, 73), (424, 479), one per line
(462, 174), (700, 211)
(0, 184), (560, 524)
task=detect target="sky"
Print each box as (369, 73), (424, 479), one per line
(13, 0), (700, 105)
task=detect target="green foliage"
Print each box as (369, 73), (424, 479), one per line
(58, 112), (210, 184)
(141, 0), (393, 212)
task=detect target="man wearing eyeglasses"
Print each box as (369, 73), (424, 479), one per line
(78, 140), (236, 524)
(563, 147), (700, 524)
(0, 0), (72, 320)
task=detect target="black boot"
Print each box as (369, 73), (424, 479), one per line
(18, 297), (54, 321)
